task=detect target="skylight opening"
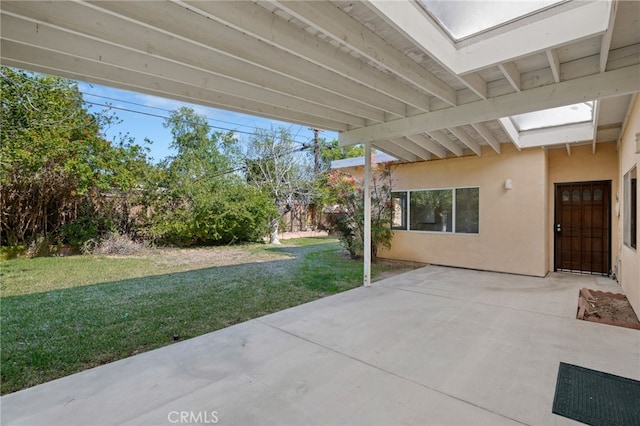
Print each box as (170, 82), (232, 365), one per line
(510, 102), (594, 132)
(420, 0), (566, 41)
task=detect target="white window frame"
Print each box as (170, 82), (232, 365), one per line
(391, 186), (479, 235)
(623, 165), (637, 250)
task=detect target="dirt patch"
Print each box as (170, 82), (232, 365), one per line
(152, 246), (293, 269)
(577, 288), (640, 330)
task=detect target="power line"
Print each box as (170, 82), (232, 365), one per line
(210, 143), (312, 179)
(2, 70), (314, 145)
(83, 92), (263, 132)
(84, 100), (311, 146)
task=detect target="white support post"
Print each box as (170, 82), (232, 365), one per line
(363, 143), (372, 287)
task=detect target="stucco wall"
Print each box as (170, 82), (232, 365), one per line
(618, 95), (640, 316)
(379, 144), (548, 276)
(546, 143), (619, 274)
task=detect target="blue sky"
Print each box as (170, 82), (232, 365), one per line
(77, 82), (338, 163)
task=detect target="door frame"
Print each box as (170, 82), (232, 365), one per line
(553, 180), (612, 275)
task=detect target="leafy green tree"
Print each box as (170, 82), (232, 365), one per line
(318, 138), (365, 171)
(146, 107), (276, 245)
(0, 67), (150, 247)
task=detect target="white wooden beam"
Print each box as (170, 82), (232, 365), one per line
(405, 134), (447, 158)
(372, 142), (418, 163)
(459, 73), (488, 99)
(592, 100), (601, 154)
(391, 138), (432, 160)
(189, 0), (432, 113)
(364, 143), (372, 287)
(565, 143), (572, 157)
(370, 145), (405, 162)
(600, 0), (619, 72)
(1, 16), (371, 127)
(498, 62), (522, 92)
(497, 118), (519, 151)
(428, 131), (464, 157)
(472, 123), (503, 154)
(1, 7), (378, 126)
(159, 0), (407, 119)
(273, 0), (457, 106)
(2, 42), (350, 131)
(3, 0), (422, 117)
(617, 93), (638, 148)
(98, 0), (405, 119)
(546, 49), (561, 83)
(339, 64), (640, 145)
(448, 127), (482, 156)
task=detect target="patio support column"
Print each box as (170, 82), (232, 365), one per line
(363, 142), (372, 287)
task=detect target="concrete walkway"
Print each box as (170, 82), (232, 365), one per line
(2, 266), (639, 425)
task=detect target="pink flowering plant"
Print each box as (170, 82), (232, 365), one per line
(325, 162), (394, 260)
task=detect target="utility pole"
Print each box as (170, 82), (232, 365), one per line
(312, 128), (320, 175)
(310, 128), (321, 230)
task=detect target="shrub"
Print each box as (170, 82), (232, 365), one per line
(325, 163), (394, 260)
(59, 216), (101, 246)
(82, 232), (149, 256)
(0, 245), (26, 260)
(147, 181), (277, 246)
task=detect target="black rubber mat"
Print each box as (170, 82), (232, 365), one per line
(552, 362), (640, 426)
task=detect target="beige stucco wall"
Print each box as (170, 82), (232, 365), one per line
(546, 142), (619, 274)
(618, 95), (640, 316)
(379, 144), (548, 276)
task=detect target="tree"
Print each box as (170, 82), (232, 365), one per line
(325, 163), (394, 261)
(146, 107), (276, 245)
(244, 127), (317, 244)
(0, 67), (150, 248)
(318, 138), (366, 172)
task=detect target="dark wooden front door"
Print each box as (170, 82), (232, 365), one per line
(554, 181), (611, 275)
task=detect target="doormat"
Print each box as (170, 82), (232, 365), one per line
(576, 288), (640, 330)
(552, 362), (640, 426)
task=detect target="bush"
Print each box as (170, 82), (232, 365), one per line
(82, 232), (149, 256)
(147, 182), (277, 246)
(0, 245), (26, 260)
(59, 216), (101, 246)
(324, 164), (394, 260)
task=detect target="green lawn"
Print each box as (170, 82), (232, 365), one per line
(0, 238), (408, 395)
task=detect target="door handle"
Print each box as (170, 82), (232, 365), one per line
(556, 224), (561, 232)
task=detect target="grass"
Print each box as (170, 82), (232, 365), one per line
(0, 238), (407, 395)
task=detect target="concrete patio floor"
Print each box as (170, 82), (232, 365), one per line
(2, 265), (639, 426)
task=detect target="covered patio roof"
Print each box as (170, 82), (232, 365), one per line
(2, 0), (639, 162)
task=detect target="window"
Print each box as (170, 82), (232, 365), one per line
(420, 0), (563, 41)
(510, 102), (594, 132)
(391, 192), (407, 230)
(411, 189), (452, 232)
(455, 188), (480, 234)
(392, 187), (479, 234)
(624, 166), (637, 249)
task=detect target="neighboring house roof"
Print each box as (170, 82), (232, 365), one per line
(331, 152), (397, 170)
(1, 1), (638, 161)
